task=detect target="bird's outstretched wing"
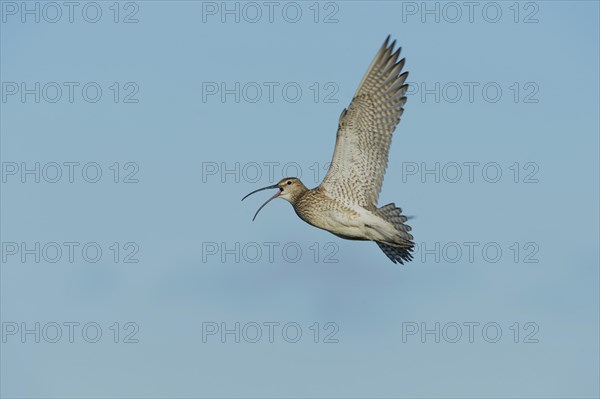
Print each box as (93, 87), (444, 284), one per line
(319, 36), (409, 207)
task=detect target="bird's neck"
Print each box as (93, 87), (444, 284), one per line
(288, 186), (310, 206)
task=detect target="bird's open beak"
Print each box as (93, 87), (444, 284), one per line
(241, 184), (281, 221)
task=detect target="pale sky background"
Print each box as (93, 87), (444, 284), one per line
(1, 1), (599, 398)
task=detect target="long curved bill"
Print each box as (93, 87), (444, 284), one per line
(241, 184), (281, 221)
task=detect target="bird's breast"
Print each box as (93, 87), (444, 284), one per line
(292, 189), (372, 239)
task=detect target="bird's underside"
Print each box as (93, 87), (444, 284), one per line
(293, 186), (413, 264)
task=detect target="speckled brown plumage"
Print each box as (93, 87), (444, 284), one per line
(293, 186), (361, 232)
(320, 35), (409, 208)
(242, 36), (415, 264)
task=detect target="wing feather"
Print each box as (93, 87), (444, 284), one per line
(320, 36), (409, 207)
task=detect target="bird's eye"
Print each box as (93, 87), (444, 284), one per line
(287, 181), (292, 185)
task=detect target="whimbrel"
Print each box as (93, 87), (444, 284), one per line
(242, 36), (414, 264)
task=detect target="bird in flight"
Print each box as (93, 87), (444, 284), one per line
(242, 36), (414, 264)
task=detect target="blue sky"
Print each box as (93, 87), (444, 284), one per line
(1, 1), (599, 398)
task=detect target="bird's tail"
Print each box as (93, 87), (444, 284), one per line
(374, 203), (414, 264)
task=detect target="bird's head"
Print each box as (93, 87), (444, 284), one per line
(242, 177), (307, 221)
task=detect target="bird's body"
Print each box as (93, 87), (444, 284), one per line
(293, 186), (401, 243)
(242, 36), (415, 264)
